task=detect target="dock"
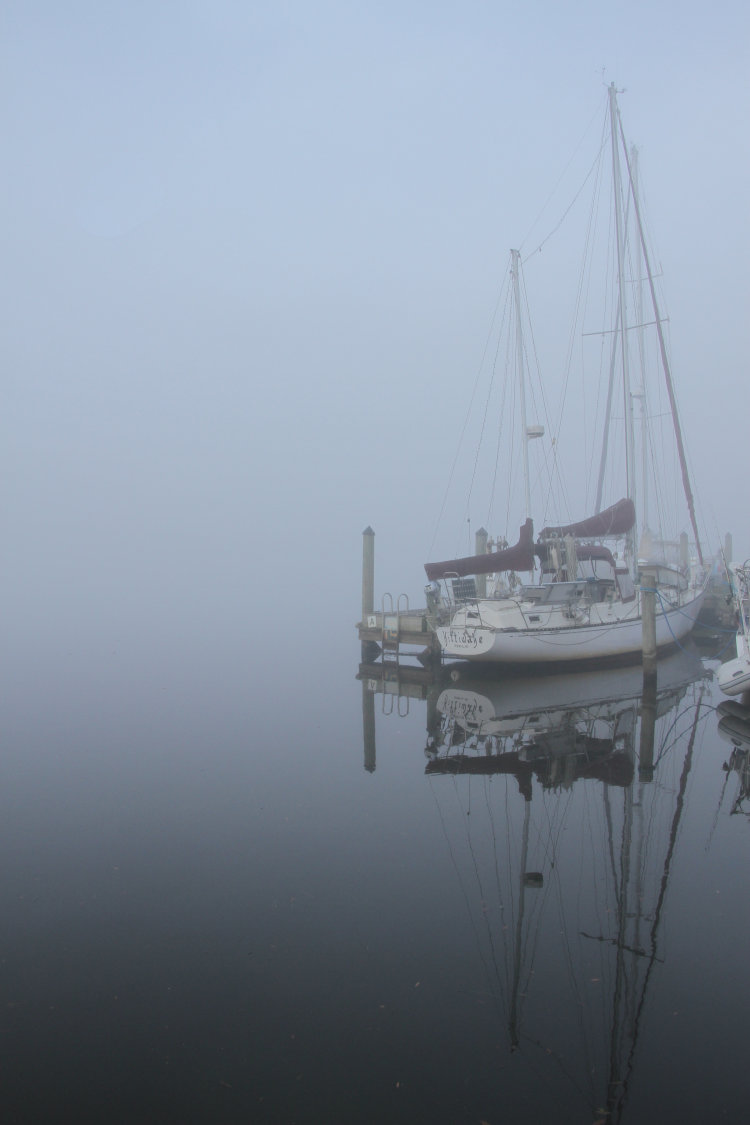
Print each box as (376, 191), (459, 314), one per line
(356, 526), (442, 662)
(357, 606), (439, 659)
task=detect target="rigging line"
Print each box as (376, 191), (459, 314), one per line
(618, 695), (702, 1119)
(475, 277), (511, 533)
(596, 144), (639, 519)
(504, 343), (519, 537)
(519, 791), (568, 1008)
(486, 293), (514, 531)
(584, 783), (619, 1052)
(454, 775), (511, 1005)
(705, 765), (732, 852)
(652, 702), (712, 769)
(617, 111), (703, 566)
(502, 776), (516, 995)
(552, 836), (598, 1108)
(709, 634), (740, 662)
(556, 122), (609, 518)
(602, 783), (620, 897)
(517, 261), (573, 526)
(428, 776), (506, 1016)
(534, 776), (571, 869)
(631, 778), (648, 976)
(583, 145), (612, 511)
(508, 799), (534, 1049)
(605, 781), (635, 1123)
(582, 774), (611, 956)
(463, 270), (514, 545)
(426, 268), (512, 559)
(526, 783), (580, 976)
(464, 349), (498, 544)
(482, 773), (508, 926)
(519, 1031), (597, 1113)
(519, 102), (608, 257)
(520, 794), (550, 974)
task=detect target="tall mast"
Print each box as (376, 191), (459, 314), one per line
(608, 83), (637, 572)
(511, 249), (532, 519)
(631, 146), (650, 537)
(617, 115), (704, 566)
(594, 292), (621, 515)
(595, 180), (634, 516)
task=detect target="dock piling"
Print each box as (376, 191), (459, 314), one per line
(641, 570), (657, 685)
(362, 526), (375, 622)
(639, 675), (657, 781)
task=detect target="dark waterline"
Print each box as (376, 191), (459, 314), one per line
(2, 616), (749, 1124)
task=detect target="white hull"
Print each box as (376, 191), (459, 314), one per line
(436, 585), (706, 665)
(717, 634), (750, 697)
(717, 657), (750, 697)
(717, 564), (750, 697)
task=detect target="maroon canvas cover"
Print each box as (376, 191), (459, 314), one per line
(538, 497), (635, 540)
(424, 519), (535, 581)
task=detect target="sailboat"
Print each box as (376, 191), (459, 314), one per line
(424, 86), (706, 665)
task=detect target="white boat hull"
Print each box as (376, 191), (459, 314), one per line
(436, 586), (706, 665)
(717, 633), (750, 697)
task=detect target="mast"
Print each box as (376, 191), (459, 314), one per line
(615, 105), (704, 566)
(511, 249), (533, 519)
(594, 295), (620, 516)
(608, 84), (637, 573)
(630, 147), (650, 539)
(509, 793), (531, 1051)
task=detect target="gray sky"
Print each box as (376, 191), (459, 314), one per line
(2, 0), (748, 628)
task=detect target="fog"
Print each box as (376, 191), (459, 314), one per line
(3, 3), (748, 639)
(2, 7), (750, 1120)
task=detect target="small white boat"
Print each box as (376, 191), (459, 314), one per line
(717, 563), (750, 697)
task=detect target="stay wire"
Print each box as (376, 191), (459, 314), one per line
(519, 99), (608, 258)
(426, 267), (512, 560)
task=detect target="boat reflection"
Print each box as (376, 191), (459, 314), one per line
(426, 646), (707, 791)
(420, 648), (710, 1122)
(717, 699), (750, 818)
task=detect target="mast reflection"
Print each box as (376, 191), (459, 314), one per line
(426, 649), (708, 1122)
(358, 646), (711, 1121)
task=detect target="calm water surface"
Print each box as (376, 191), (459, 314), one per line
(2, 610), (749, 1123)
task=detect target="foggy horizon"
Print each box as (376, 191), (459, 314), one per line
(3, 2), (748, 626)
(2, 6), (749, 1123)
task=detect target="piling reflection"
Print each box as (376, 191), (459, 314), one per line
(357, 647), (712, 1121)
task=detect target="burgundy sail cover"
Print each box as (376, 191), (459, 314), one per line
(424, 519), (535, 581)
(538, 497), (635, 540)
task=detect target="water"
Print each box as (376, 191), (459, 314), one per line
(2, 608), (749, 1124)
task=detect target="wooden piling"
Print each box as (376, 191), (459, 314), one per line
(641, 569), (657, 685)
(725, 532), (733, 566)
(362, 680), (376, 773)
(362, 526), (375, 622)
(639, 674), (656, 782)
